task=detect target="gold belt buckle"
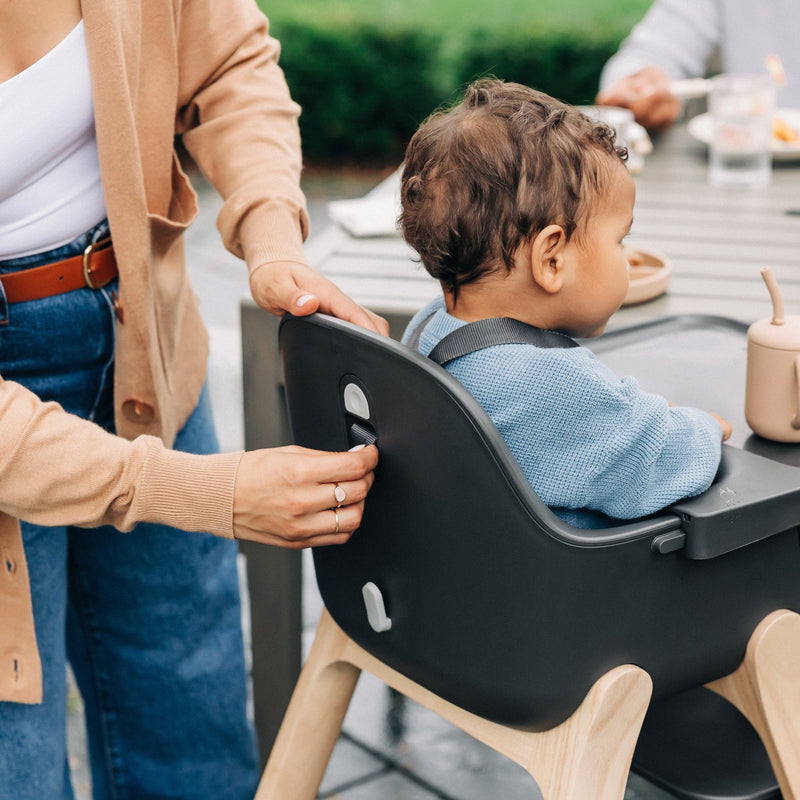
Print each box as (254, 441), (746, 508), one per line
(82, 236), (111, 290)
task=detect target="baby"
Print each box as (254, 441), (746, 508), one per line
(400, 79), (730, 527)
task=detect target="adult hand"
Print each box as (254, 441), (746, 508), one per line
(596, 67), (683, 132)
(250, 259), (389, 335)
(232, 443), (379, 548)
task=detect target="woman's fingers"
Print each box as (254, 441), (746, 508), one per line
(310, 474), (375, 512)
(232, 445), (379, 548)
(289, 444), (379, 484)
(236, 500), (368, 549)
(249, 260), (390, 335)
(287, 502), (367, 544)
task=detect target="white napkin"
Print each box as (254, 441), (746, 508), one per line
(327, 194), (402, 238)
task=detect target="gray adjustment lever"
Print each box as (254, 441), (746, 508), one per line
(362, 582), (392, 633)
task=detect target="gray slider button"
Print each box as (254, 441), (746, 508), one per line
(344, 383), (370, 420)
(362, 582), (392, 633)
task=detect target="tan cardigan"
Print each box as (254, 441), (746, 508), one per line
(0, 0), (309, 703)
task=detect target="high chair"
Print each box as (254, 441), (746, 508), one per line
(256, 312), (800, 800)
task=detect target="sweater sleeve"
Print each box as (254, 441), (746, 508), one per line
(599, 0), (721, 90)
(175, 0), (309, 272)
(539, 355), (723, 519)
(0, 378), (240, 538)
(450, 346), (722, 521)
(586, 380), (723, 518)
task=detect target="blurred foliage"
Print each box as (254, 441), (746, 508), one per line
(456, 27), (622, 107)
(273, 19), (443, 163)
(265, 3), (642, 163)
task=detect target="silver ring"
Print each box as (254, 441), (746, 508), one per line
(333, 508), (340, 535)
(333, 483), (347, 507)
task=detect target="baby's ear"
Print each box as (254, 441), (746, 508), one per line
(529, 225), (567, 294)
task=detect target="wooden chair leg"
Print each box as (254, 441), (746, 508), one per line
(526, 665), (652, 800)
(256, 607), (652, 800)
(254, 608), (361, 800)
(706, 609), (800, 800)
(327, 618), (652, 800)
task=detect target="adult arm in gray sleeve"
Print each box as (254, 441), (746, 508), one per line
(599, 0), (720, 91)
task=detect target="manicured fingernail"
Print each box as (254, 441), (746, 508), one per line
(349, 444), (366, 451)
(296, 294), (315, 307)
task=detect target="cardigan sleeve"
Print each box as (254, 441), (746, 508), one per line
(0, 377), (240, 537)
(599, 0), (721, 90)
(174, 0), (309, 273)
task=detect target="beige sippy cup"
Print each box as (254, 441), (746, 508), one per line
(745, 267), (800, 442)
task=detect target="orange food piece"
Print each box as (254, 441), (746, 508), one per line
(773, 116), (799, 143)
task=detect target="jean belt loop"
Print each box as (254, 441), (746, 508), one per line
(0, 281), (8, 326)
(91, 219), (111, 246)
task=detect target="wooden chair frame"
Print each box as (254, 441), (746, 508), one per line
(256, 608), (800, 800)
(258, 313), (800, 800)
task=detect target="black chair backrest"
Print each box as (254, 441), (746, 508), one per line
(280, 313), (800, 729)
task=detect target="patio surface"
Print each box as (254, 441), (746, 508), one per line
(66, 169), (675, 800)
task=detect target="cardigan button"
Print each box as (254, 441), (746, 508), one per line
(122, 399), (155, 425)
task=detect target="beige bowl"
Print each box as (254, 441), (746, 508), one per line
(622, 247), (672, 306)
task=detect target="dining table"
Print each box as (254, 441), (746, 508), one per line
(239, 120), (800, 764)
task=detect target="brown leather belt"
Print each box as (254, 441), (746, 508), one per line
(0, 237), (118, 304)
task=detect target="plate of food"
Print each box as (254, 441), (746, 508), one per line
(687, 108), (800, 161)
(623, 247), (672, 306)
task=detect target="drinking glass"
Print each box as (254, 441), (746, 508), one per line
(708, 74), (776, 189)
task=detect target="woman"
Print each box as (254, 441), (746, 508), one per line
(0, 0), (383, 796)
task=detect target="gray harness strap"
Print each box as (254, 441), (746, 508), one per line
(408, 313), (578, 365)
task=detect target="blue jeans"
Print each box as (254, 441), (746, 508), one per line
(0, 223), (259, 799)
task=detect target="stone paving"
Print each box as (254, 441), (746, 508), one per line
(66, 169), (675, 800)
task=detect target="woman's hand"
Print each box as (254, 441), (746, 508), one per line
(596, 67), (683, 132)
(250, 259), (389, 335)
(232, 443), (379, 548)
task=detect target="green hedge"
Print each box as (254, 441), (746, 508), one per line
(272, 20), (443, 163)
(270, 18), (627, 163)
(456, 27), (621, 107)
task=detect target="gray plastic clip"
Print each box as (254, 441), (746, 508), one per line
(651, 531), (687, 555)
(344, 383), (370, 420)
(362, 582), (392, 633)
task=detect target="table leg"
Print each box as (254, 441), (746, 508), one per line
(239, 303), (414, 766)
(241, 304), (301, 766)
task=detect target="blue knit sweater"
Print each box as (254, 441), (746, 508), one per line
(403, 297), (722, 528)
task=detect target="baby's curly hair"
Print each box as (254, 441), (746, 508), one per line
(399, 79), (627, 297)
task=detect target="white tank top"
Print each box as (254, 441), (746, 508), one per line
(0, 21), (107, 259)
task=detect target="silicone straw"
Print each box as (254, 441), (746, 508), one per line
(761, 266), (785, 325)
